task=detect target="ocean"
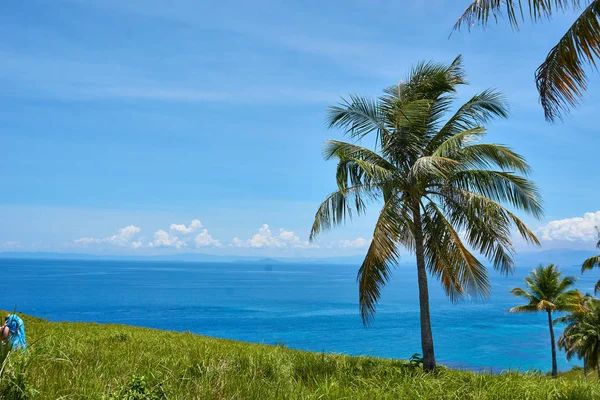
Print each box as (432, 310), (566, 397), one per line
(2, 257), (595, 372)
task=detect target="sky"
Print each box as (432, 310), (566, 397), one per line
(1, 0), (599, 258)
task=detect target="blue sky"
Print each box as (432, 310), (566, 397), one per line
(1, 0), (599, 257)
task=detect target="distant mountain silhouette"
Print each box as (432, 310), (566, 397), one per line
(1, 248), (596, 267)
(513, 248), (597, 268)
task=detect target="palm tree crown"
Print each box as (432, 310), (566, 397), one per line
(310, 55), (543, 370)
(509, 265), (581, 314)
(509, 264), (583, 377)
(582, 227), (600, 292)
(556, 294), (600, 378)
(454, 0), (600, 122)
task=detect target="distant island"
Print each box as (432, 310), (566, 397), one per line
(0, 249), (597, 267)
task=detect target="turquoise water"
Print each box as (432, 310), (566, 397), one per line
(1, 258), (596, 372)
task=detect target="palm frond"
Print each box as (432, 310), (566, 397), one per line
(449, 170), (544, 218)
(508, 304), (540, 313)
(409, 156), (459, 182)
(454, 0), (524, 32)
(557, 275), (579, 293)
(430, 188), (541, 275)
(582, 255), (600, 271)
(398, 56), (466, 103)
(324, 140), (395, 169)
(535, 1), (600, 121)
(427, 89), (508, 152)
(454, 0), (582, 32)
(310, 184), (380, 241)
(555, 289), (587, 312)
(509, 287), (535, 300)
(442, 188), (540, 245)
(456, 144), (532, 175)
(358, 198), (411, 325)
(423, 201), (491, 301)
(431, 127), (487, 157)
(325, 140), (396, 192)
(327, 95), (389, 139)
(537, 299), (557, 310)
(335, 159), (395, 192)
(379, 98), (435, 159)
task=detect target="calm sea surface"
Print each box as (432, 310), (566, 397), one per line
(2, 258), (596, 372)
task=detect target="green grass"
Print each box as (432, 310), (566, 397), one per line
(1, 313), (599, 399)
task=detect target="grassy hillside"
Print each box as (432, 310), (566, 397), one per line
(1, 313), (599, 399)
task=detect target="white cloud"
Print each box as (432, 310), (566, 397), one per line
(230, 224), (316, 249)
(74, 225), (143, 248)
(537, 211), (600, 242)
(148, 229), (187, 249)
(170, 219), (202, 234)
(337, 237), (370, 248)
(73, 219), (220, 250)
(194, 230), (221, 247)
(149, 219), (220, 249)
(0, 241), (24, 250)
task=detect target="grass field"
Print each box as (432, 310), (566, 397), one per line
(1, 313), (599, 399)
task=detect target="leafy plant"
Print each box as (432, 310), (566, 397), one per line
(310, 55), (542, 371)
(556, 295), (600, 379)
(509, 264), (583, 377)
(581, 227), (600, 292)
(454, 0), (600, 122)
(0, 348), (39, 399)
(108, 374), (165, 400)
(409, 353), (423, 367)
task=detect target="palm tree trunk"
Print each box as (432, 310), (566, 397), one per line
(547, 310), (558, 378)
(413, 203), (436, 371)
(583, 357), (588, 380)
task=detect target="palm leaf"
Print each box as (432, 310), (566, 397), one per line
(454, 1), (582, 32)
(582, 255), (600, 271)
(358, 197), (410, 325)
(427, 89), (508, 152)
(310, 184), (379, 241)
(536, 1), (600, 121)
(423, 201), (492, 301)
(430, 189), (535, 275)
(409, 156), (459, 182)
(327, 94), (389, 139)
(508, 304), (541, 313)
(449, 170), (544, 218)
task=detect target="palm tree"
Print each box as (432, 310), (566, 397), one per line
(509, 264), (582, 377)
(556, 293), (600, 379)
(310, 55), (543, 371)
(582, 227), (600, 292)
(454, 0), (600, 122)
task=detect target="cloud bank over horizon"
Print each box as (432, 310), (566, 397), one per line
(536, 211), (600, 243)
(2, 210), (599, 257)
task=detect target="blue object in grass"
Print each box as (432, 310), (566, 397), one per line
(5, 314), (27, 350)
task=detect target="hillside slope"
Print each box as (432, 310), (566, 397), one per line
(0, 314), (598, 399)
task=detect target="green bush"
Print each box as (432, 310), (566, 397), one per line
(107, 375), (164, 400)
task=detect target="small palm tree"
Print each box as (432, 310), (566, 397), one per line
(454, 0), (600, 122)
(310, 55), (543, 371)
(509, 264), (583, 377)
(582, 227), (600, 292)
(556, 294), (600, 379)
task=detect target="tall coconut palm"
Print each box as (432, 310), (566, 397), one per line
(310, 55), (543, 371)
(582, 227), (600, 292)
(509, 264), (582, 377)
(454, 0), (600, 122)
(556, 294), (600, 379)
